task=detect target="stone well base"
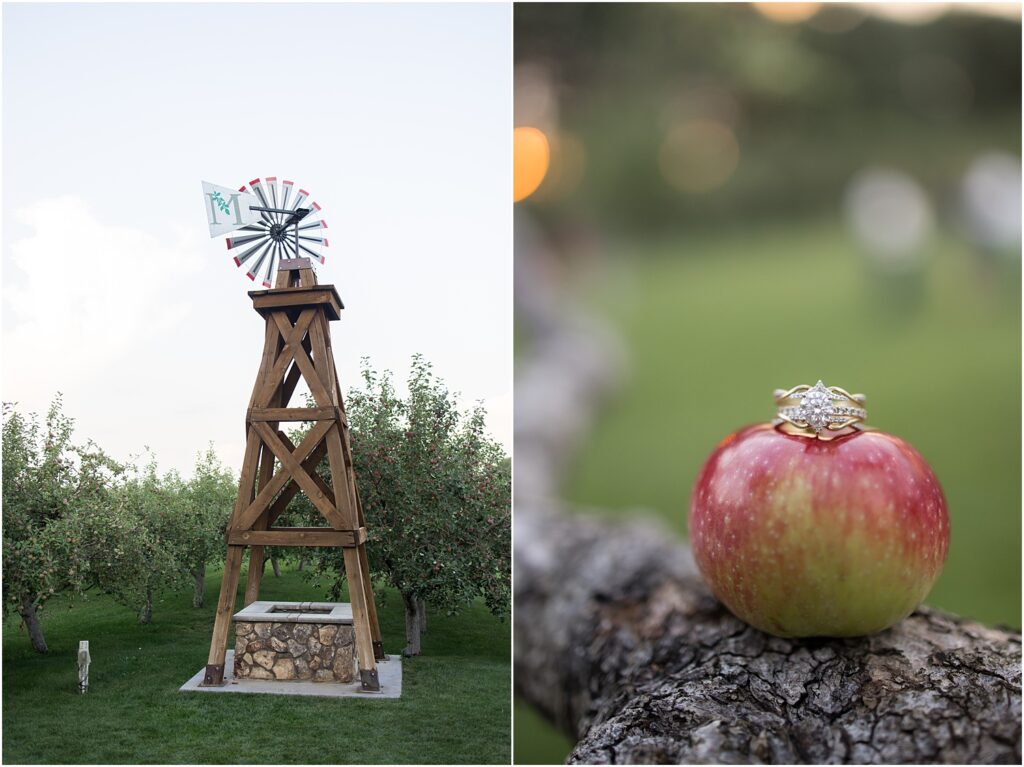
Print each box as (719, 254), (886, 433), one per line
(232, 601), (356, 683)
(179, 651), (402, 699)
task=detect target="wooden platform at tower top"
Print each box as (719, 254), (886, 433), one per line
(201, 257), (384, 691)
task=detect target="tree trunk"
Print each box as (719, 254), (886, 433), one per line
(18, 594), (48, 654)
(402, 592), (422, 656)
(515, 505), (1023, 764)
(298, 556), (308, 572)
(513, 223), (1023, 763)
(139, 589), (153, 625)
(417, 597), (427, 635)
(270, 555), (281, 578)
(191, 563), (205, 608)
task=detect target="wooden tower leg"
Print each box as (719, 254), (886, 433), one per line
(342, 546), (380, 690)
(244, 441), (278, 605)
(322, 422), (379, 691)
(352, 490), (384, 659)
(203, 545), (245, 685)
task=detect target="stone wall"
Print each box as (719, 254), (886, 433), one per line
(233, 621), (356, 682)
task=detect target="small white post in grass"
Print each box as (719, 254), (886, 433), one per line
(78, 640), (90, 694)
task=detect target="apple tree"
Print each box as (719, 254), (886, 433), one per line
(2, 398), (122, 652)
(182, 446), (235, 607)
(306, 356), (511, 656)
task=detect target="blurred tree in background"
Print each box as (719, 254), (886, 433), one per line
(516, 2), (1020, 232)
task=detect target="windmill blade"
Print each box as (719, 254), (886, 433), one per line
(297, 219), (327, 231)
(280, 180), (294, 216)
(261, 242), (278, 288)
(226, 232), (269, 250)
(248, 179), (276, 225)
(298, 234), (329, 247)
(230, 236), (272, 266)
(291, 187), (310, 212)
(265, 177), (281, 224)
(297, 241), (326, 265)
(246, 241), (274, 282)
(236, 223), (270, 233)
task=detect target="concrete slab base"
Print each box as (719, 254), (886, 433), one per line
(179, 650), (402, 699)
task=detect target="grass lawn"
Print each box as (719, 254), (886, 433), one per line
(514, 220), (1021, 763)
(3, 565), (510, 764)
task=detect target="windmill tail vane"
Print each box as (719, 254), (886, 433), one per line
(202, 178), (329, 288)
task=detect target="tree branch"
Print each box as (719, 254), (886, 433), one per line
(514, 502), (1022, 763)
(512, 217), (1022, 763)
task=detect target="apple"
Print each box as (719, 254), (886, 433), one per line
(689, 423), (949, 637)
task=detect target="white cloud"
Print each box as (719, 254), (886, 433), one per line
(4, 196), (202, 394)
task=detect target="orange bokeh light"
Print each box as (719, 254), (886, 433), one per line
(514, 127), (550, 203)
(752, 2), (820, 23)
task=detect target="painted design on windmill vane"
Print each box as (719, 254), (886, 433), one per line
(201, 177), (330, 288)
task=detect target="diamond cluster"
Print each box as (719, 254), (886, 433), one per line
(777, 380), (867, 433)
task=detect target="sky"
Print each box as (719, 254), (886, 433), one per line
(2, 2), (512, 477)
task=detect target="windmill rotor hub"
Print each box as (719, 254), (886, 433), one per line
(269, 223), (287, 241)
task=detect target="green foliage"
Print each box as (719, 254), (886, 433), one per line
(2, 397), (122, 624)
(306, 356), (511, 621)
(182, 446), (235, 575)
(2, 399), (238, 638)
(77, 459), (189, 621)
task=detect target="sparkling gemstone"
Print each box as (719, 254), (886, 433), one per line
(797, 380), (836, 433)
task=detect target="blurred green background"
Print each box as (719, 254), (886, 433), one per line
(513, 3), (1021, 763)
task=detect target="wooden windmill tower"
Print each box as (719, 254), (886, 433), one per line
(200, 179), (384, 691)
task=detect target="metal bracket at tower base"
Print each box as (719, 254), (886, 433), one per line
(359, 668), (381, 692)
(201, 664), (225, 686)
(372, 640), (385, 661)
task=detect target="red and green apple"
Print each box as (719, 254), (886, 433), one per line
(689, 423), (949, 637)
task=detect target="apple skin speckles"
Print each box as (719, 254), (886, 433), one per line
(689, 423), (949, 638)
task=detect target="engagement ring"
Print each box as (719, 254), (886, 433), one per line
(773, 380), (867, 436)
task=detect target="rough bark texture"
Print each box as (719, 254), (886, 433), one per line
(192, 565), (205, 609)
(403, 591), (422, 656)
(515, 505), (1022, 764)
(19, 594), (48, 654)
(513, 219), (1023, 763)
(139, 589), (153, 625)
(270, 555), (281, 578)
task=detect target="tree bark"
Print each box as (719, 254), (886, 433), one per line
(515, 504), (1022, 764)
(191, 564), (205, 608)
(139, 589), (152, 625)
(19, 594), (48, 654)
(417, 597), (427, 635)
(298, 556), (308, 572)
(513, 218), (1023, 763)
(402, 591), (422, 656)
(270, 555), (281, 578)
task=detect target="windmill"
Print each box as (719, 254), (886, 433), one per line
(198, 178), (385, 691)
(202, 178), (329, 287)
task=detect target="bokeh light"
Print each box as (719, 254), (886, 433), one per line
(843, 167), (935, 268)
(961, 152), (1022, 253)
(862, 3), (950, 25)
(514, 126), (550, 203)
(659, 120), (740, 194)
(752, 2), (820, 24)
